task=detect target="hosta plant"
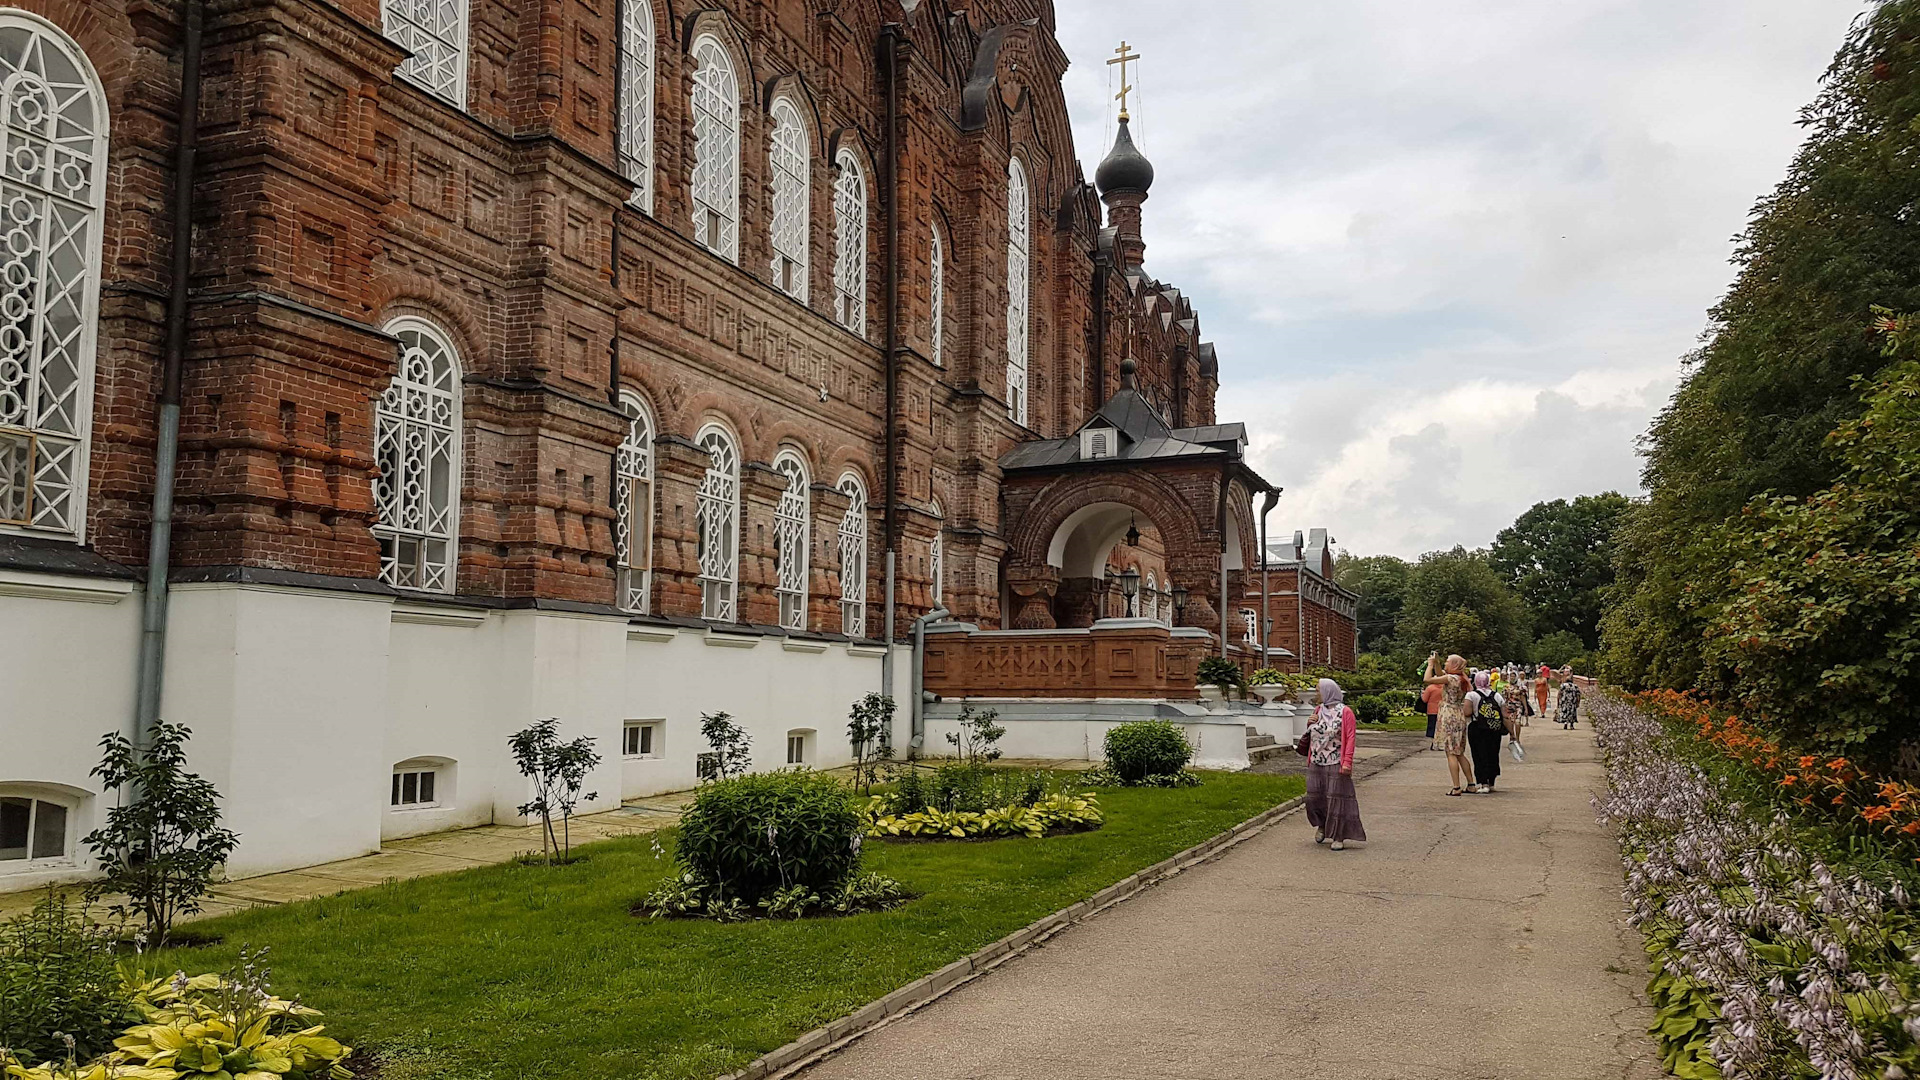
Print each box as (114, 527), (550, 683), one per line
(861, 792), (1101, 840)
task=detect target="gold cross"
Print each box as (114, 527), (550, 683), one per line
(1107, 41), (1141, 120)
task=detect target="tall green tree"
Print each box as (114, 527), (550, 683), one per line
(1397, 547), (1532, 665)
(1489, 492), (1630, 649)
(1604, 0), (1920, 688)
(1334, 553), (1412, 653)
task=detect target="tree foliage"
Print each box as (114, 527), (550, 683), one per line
(1394, 547), (1532, 665)
(1603, 0), (1920, 688)
(1489, 492), (1630, 648)
(1334, 553), (1411, 653)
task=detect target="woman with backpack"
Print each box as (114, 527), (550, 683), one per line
(1467, 671), (1507, 793)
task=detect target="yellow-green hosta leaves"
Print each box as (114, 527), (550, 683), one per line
(862, 792), (1101, 840)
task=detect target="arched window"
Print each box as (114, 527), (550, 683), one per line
(773, 449), (810, 631)
(689, 35), (739, 262)
(615, 391), (654, 613)
(382, 0), (468, 106)
(1242, 608), (1260, 646)
(616, 0), (654, 210)
(837, 472), (868, 637)
(1005, 157), (1030, 426)
(833, 148), (867, 335)
(0, 15), (106, 542)
(928, 224), (945, 367)
(767, 97), (808, 301)
(695, 424), (739, 621)
(930, 498), (944, 607)
(1145, 571), (1158, 623)
(373, 317), (462, 592)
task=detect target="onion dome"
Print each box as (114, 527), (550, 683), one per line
(1095, 116), (1155, 196)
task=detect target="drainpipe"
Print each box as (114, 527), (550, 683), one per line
(1090, 252), (1109, 406)
(909, 604), (949, 757)
(132, 0), (206, 749)
(1258, 488), (1279, 668)
(881, 550), (896, 700)
(879, 23), (902, 615)
(1215, 455), (1230, 661)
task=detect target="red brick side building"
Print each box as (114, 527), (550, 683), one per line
(1243, 528), (1359, 672)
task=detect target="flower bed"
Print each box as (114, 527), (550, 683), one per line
(859, 791), (1102, 839)
(1592, 692), (1920, 1080)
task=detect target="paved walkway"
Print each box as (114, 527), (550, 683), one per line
(800, 720), (1661, 1080)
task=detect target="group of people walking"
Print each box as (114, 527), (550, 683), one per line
(1300, 657), (1587, 851)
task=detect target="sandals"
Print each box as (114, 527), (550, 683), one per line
(1447, 787), (1463, 796)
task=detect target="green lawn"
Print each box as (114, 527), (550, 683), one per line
(1366, 712), (1434, 733)
(147, 770), (1303, 1080)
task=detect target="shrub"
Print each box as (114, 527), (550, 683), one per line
(1353, 695), (1391, 725)
(1196, 655), (1242, 690)
(846, 693), (895, 794)
(673, 771), (864, 906)
(860, 792), (1102, 839)
(83, 720), (239, 948)
(697, 711), (751, 782)
(0, 891), (130, 1066)
(1103, 720), (1195, 784)
(1247, 667), (1286, 686)
(944, 705), (1005, 766)
(508, 717), (602, 864)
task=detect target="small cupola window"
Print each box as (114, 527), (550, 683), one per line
(1081, 427), (1118, 460)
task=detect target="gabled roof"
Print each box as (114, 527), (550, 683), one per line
(1000, 362), (1251, 471)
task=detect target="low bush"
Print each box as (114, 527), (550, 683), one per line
(672, 771), (864, 906)
(860, 792), (1102, 839)
(1082, 767), (1200, 789)
(1102, 721), (1194, 784)
(1196, 656), (1243, 690)
(887, 764), (1065, 815)
(1353, 695), (1390, 725)
(0, 891), (131, 1066)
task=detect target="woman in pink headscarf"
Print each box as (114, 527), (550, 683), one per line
(1466, 670), (1506, 793)
(1304, 677), (1366, 851)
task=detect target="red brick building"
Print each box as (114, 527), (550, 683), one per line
(1240, 528), (1359, 672)
(0, 0), (1273, 884)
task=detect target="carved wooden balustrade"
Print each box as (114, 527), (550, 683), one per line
(923, 620), (1213, 700)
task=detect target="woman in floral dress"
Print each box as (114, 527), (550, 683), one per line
(1305, 678), (1366, 850)
(1425, 652), (1475, 796)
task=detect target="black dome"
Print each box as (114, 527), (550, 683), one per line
(1095, 117), (1154, 196)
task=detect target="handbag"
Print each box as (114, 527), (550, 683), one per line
(1293, 732), (1311, 756)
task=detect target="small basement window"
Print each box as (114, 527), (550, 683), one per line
(0, 796), (69, 862)
(391, 768), (438, 808)
(624, 720), (664, 759)
(1080, 426), (1117, 460)
(786, 729), (813, 766)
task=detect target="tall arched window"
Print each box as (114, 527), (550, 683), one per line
(373, 318), (461, 592)
(928, 224), (945, 367)
(382, 0), (468, 106)
(0, 15), (106, 542)
(690, 35), (739, 262)
(695, 424), (739, 621)
(773, 449), (810, 631)
(838, 472), (868, 637)
(1145, 571), (1158, 624)
(832, 148), (867, 335)
(768, 98), (808, 301)
(615, 391), (654, 613)
(1005, 157), (1030, 426)
(929, 498), (944, 608)
(616, 0), (654, 211)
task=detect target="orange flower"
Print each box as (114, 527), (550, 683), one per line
(1902, 821), (1920, 835)
(1800, 756), (1819, 770)
(1782, 776), (1800, 786)
(1833, 795), (1847, 806)
(1863, 805), (1894, 824)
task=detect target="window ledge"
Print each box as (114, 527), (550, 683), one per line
(627, 625), (678, 643)
(391, 603), (487, 628)
(846, 643), (890, 658)
(782, 638), (831, 654)
(0, 568), (134, 604)
(703, 629), (762, 650)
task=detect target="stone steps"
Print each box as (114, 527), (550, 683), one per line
(1247, 724), (1290, 765)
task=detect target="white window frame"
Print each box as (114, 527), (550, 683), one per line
(382, 0), (469, 107)
(0, 13), (107, 544)
(689, 35), (740, 263)
(696, 423), (740, 622)
(773, 448), (810, 632)
(0, 787), (76, 867)
(929, 223), (945, 366)
(389, 766), (441, 809)
(929, 497), (944, 607)
(1243, 608), (1259, 646)
(1145, 571), (1159, 624)
(838, 472), (868, 638)
(768, 96), (809, 301)
(786, 728), (814, 766)
(1005, 157), (1031, 426)
(373, 316), (462, 593)
(623, 719), (664, 759)
(615, 391), (655, 613)
(1080, 427), (1116, 460)
(616, 0), (655, 211)
(833, 148), (868, 335)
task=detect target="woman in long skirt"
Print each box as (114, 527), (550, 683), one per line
(1466, 671), (1505, 793)
(1305, 677), (1366, 851)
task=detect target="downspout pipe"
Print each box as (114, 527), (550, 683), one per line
(1215, 454), (1230, 660)
(132, 0), (205, 750)
(1258, 488), (1279, 668)
(909, 604), (949, 757)
(1090, 253), (1109, 406)
(879, 23), (902, 612)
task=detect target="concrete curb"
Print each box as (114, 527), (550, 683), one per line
(715, 790), (1314, 1080)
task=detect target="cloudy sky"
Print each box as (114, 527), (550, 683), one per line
(1049, 0), (1865, 559)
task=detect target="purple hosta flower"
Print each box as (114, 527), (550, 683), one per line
(170, 970), (190, 994)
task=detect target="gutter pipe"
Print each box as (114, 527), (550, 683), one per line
(909, 604), (949, 757)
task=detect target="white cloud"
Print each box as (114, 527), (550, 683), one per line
(1052, 0), (1863, 557)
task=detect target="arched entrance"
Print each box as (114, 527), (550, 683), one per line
(1041, 501), (1170, 627)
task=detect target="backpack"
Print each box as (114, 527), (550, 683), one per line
(1475, 692), (1507, 729)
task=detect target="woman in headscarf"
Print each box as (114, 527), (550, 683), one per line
(1424, 653), (1475, 796)
(1467, 670), (1507, 793)
(1304, 677), (1366, 851)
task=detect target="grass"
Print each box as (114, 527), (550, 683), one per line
(144, 770), (1303, 1080)
(1363, 712), (1433, 733)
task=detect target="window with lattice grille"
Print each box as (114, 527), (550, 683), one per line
(929, 225), (945, 366)
(382, 0), (468, 106)
(696, 426), (739, 621)
(833, 150), (867, 334)
(768, 98), (809, 300)
(690, 37), (739, 262)
(0, 16), (106, 542)
(774, 450), (810, 631)
(615, 392), (654, 613)
(1005, 158), (1030, 425)
(616, 0), (654, 210)
(373, 319), (461, 593)
(838, 473), (868, 637)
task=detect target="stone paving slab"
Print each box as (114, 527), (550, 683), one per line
(797, 720), (1660, 1080)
